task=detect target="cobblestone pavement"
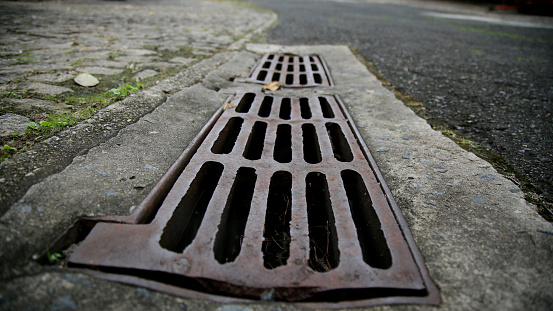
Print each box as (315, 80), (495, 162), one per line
(0, 0), (270, 135)
(0, 0), (274, 210)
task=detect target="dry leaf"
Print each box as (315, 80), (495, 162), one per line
(74, 73), (99, 87)
(223, 103), (236, 110)
(263, 81), (282, 91)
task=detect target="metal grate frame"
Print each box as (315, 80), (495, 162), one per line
(234, 54), (333, 87)
(67, 92), (439, 308)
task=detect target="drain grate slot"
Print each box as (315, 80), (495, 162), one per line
(214, 167), (257, 264)
(258, 96), (273, 118)
(326, 123), (353, 162)
(68, 92), (439, 308)
(236, 93), (255, 113)
(235, 54), (333, 87)
(274, 124), (292, 163)
(160, 161), (224, 253)
(300, 98), (312, 119)
(243, 121), (267, 161)
(302, 124), (322, 164)
(279, 98), (292, 120)
(262, 171), (293, 269)
(341, 169), (392, 269)
(306, 172), (340, 273)
(211, 117), (243, 154)
(319, 97), (335, 118)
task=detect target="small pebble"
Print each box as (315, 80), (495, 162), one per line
(480, 174), (495, 181)
(144, 164), (158, 170)
(48, 295), (77, 311)
(474, 197), (486, 204)
(20, 205), (32, 213)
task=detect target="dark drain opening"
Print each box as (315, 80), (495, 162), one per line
(243, 121), (267, 161)
(236, 93), (255, 113)
(258, 96), (273, 118)
(211, 117), (243, 154)
(262, 171), (292, 269)
(326, 123), (353, 162)
(306, 172), (340, 272)
(319, 97), (335, 118)
(279, 98), (291, 120)
(286, 74), (294, 85)
(214, 167), (257, 264)
(341, 170), (392, 269)
(300, 97), (312, 119)
(160, 161), (223, 253)
(257, 70), (267, 82)
(274, 124), (292, 163)
(313, 74), (322, 84)
(302, 124), (322, 164)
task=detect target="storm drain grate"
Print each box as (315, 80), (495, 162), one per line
(68, 92), (439, 308)
(234, 54), (333, 87)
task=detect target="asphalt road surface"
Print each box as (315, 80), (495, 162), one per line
(247, 0), (553, 209)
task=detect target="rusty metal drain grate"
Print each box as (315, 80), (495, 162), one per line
(68, 92), (439, 308)
(234, 54), (333, 87)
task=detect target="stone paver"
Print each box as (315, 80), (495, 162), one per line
(77, 66), (124, 75)
(2, 98), (72, 113)
(0, 113), (31, 137)
(24, 82), (74, 95)
(133, 69), (159, 81)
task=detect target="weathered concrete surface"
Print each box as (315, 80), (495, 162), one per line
(1, 43), (551, 310)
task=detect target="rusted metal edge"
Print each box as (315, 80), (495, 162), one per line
(334, 95), (441, 306)
(67, 266), (438, 309)
(317, 54), (334, 87)
(65, 268), (253, 305)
